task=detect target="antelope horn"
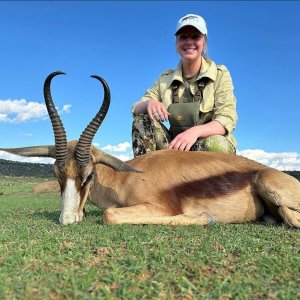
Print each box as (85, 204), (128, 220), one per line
(76, 75), (110, 166)
(44, 71), (68, 165)
(0, 146), (56, 158)
(93, 150), (141, 173)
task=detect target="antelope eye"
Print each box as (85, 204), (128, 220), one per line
(82, 172), (94, 187)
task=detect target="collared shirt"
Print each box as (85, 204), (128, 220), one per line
(132, 57), (238, 148)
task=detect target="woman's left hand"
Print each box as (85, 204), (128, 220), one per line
(168, 126), (200, 151)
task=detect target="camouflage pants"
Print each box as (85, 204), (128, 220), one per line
(132, 115), (235, 157)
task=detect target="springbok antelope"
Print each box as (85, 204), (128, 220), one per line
(1, 72), (300, 227)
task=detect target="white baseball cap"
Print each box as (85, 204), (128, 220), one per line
(175, 14), (208, 36)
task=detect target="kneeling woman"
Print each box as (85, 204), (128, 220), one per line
(131, 14), (238, 157)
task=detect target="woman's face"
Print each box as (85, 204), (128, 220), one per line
(176, 26), (206, 62)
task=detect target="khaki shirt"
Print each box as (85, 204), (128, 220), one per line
(132, 57), (238, 148)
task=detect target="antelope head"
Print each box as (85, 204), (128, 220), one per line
(0, 72), (136, 225)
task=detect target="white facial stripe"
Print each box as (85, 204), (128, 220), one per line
(60, 179), (80, 224)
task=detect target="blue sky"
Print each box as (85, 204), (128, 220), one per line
(0, 1), (300, 170)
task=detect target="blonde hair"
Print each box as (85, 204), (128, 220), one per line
(202, 35), (208, 58)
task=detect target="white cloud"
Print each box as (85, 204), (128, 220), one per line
(101, 142), (131, 153)
(93, 141), (132, 161)
(61, 104), (71, 113)
(0, 99), (47, 123)
(0, 113), (9, 122)
(19, 133), (33, 137)
(237, 149), (300, 171)
(0, 99), (71, 123)
(114, 154), (133, 161)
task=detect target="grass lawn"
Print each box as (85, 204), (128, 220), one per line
(0, 176), (299, 299)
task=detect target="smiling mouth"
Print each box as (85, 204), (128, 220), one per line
(184, 48), (197, 52)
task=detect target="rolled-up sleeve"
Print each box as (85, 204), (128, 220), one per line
(131, 78), (162, 115)
(213, 66), (237, 134)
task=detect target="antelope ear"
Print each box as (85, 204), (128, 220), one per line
(91, 148), (141, 173)
(0, 145), (56, 158)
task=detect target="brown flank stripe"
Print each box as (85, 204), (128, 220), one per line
(175, 171), (257, 199)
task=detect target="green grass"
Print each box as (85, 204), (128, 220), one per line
(0, 176), (299, 300)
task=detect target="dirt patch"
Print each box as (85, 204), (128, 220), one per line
(33, 180), (60, 193)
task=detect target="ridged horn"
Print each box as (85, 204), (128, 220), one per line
(44, 71), (68, 165)
(76, 75), (111, 166)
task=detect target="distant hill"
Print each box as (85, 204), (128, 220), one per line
(0, 159), (54, 178)
(0, 158), (299, 180)
(285, 171), (300, 181)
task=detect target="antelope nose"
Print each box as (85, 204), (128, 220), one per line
(59, 213), (77, 225)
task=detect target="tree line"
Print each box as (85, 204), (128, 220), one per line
(0, 158), (299, 180)
(0, 159), (54, 178)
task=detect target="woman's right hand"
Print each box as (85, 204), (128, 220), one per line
(147, 99), (170, 122)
